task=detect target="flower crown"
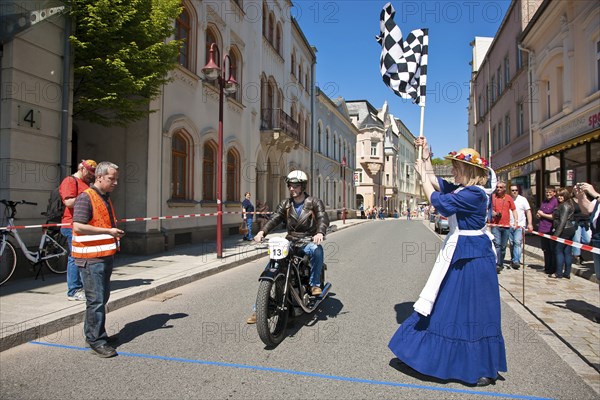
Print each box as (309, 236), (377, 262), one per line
(447, 151), (489, 168)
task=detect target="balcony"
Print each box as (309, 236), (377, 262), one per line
(260, 108), (300, 152)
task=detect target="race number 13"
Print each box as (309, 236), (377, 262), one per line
(17, 105), (41, 129)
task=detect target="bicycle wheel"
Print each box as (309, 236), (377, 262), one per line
(44, 232), (68, 274)
(0, 240), (17, 285)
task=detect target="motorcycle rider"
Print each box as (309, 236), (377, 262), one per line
(247, 170), (330, 324)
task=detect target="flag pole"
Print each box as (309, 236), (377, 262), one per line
(418, 104), (425, 159)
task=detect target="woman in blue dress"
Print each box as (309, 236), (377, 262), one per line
(389, 137), (507, 387)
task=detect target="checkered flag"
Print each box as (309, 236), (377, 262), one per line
(376, 2), (428, 106)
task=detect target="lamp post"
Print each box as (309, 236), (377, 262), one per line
(341, 156), (347, 224)
(202, 43), (238, 258)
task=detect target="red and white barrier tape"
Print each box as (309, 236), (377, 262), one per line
(487, 223), (600, 255)
(0, 211), (273, 231)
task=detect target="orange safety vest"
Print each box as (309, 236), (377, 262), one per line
(72, 188), (119, 258)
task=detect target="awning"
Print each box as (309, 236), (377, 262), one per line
(495, 129), (600, 174)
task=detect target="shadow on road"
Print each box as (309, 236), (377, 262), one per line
(114, 312), (189, 347)
(547, 299), (600, 324)
(394, 301), (415, 324)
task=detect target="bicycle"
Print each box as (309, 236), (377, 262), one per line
(0, 200), (68, 285)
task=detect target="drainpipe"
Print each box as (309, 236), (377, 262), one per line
(487, 58), (492, 164)
(518, 44), (534, 156)
(59, 14), (72, 180)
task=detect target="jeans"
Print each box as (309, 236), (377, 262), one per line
(572, 223), (591, 256)
(592, 238), (600, 282)
(555, 242), (572, 278)
(492, 227), (510, 266)
(508, 227), (523, 264)
(80, 257), (113, 347)
(244, 218), (253, 240)
(60, 227), (83, 297)
(299, 242), (324, 288)
(541, 236), (556, 273)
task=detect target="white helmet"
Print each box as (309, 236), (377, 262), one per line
(285, 170), (308, 185)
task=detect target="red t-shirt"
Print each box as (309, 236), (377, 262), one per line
(492, 193), (516, 226)
(59, 176), (89, 224)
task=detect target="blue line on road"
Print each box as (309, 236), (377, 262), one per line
(30, 341), (553, 400)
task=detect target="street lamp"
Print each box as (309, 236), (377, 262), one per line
(341, 156), (347, 224)
(202, 43), (238, 258)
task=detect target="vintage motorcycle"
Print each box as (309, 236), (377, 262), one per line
(255, 236), (331, 347)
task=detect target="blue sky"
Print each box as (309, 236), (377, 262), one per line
(293, 0), (510, 157)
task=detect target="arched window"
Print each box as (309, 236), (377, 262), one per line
(171, 131), (192, 199)
(262, 2), (268, 37)
(317, 124), (322, 153)
(275, 23), (282, 54)
(229, 48), (242, 103)
(203, 141), (217, 200)
(205, 28), (220, 88)
(176, 8), (191, 70)
(226, 149), (240, 202)
(291, 53), (296, 76)
(333, 135), (337, 160)
(326, 129), (330, 157)
(268, 12), (274, 44)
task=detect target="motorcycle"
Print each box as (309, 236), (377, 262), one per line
(255, 236), (331, 347)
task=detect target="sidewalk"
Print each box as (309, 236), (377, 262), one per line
(0, 219), (366, 353)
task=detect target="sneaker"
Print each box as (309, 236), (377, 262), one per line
(511, 262), (520, 270)
(311, 286), (322, 296)
(246, 313), (257, 324)
(90, 344), (117, 358)
(67, 289), (86, 301)
(496, 265), (503, 274)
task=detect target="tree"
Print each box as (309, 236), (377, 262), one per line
(431, 157), (450, 166)
(68, 0), (182, 126)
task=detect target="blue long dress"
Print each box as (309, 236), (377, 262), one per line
(389, 178), (507, 384)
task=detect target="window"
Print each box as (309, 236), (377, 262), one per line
(203, 141), (217, 200)
(291, 53), (295, 76)
(516, 45), (522, 70)
(262, 2), (267, 37)
(546, 81), (551, 119)
(228, 48), (242, 103)
(504, 114), (510, 145)
(318, 124), (322, 153)
(596, 41), (600, 90)
(478, 94), (483, 119)
(517, 102), (524, 136)
(504, 56), (510, 88)
(205, 28), (220, 88)
(333, 135), (337, 159)
(386, 173), (390, 185)
(497, 121), (503, 149)
(275, 23), (282, 54)
(478, 139), (482, 155)
(371, 142), (377, 156)
(171, 132), (192, 199)
(268, 13), (274, 44)
(226, 149), (240, 202)
(492, 126), (497, 153)
(176, 8), (191, 69)
(326, 129), (330, 156)
(497, 67), (502, 95)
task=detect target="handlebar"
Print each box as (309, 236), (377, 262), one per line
(1, 200), (38, 219)
(0, 200), (38, 207)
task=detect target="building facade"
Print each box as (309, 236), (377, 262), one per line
(470, 0), (599, 211)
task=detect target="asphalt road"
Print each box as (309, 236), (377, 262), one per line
(0, 221), (597, 399)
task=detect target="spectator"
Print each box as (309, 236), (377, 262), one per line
(551, 187), (577, 279)
(508, 185), (533, 269)
(491, 181), (518, 273)
(59, 159), (97, 301)
(537, 186), (559, 275)
(573, 182), (600, 322)
(572, 200), (591, 265)
(241, 192), (254, 241)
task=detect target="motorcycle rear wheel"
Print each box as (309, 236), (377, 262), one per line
(256, 273), (288, 347)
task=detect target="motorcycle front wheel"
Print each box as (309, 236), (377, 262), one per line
(256, 273), (289, 347)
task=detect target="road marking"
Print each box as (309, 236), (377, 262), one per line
(30, 341), (551, 400)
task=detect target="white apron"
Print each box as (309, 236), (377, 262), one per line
(413, 189), (496, 317)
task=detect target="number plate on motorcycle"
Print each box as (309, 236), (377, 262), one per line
(268, 237), (290, 260)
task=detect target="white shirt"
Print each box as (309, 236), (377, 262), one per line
(510, 194), (531, 227)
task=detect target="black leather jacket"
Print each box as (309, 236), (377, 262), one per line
(552, 199), (575, 238)
(260, 194), (329, 240)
